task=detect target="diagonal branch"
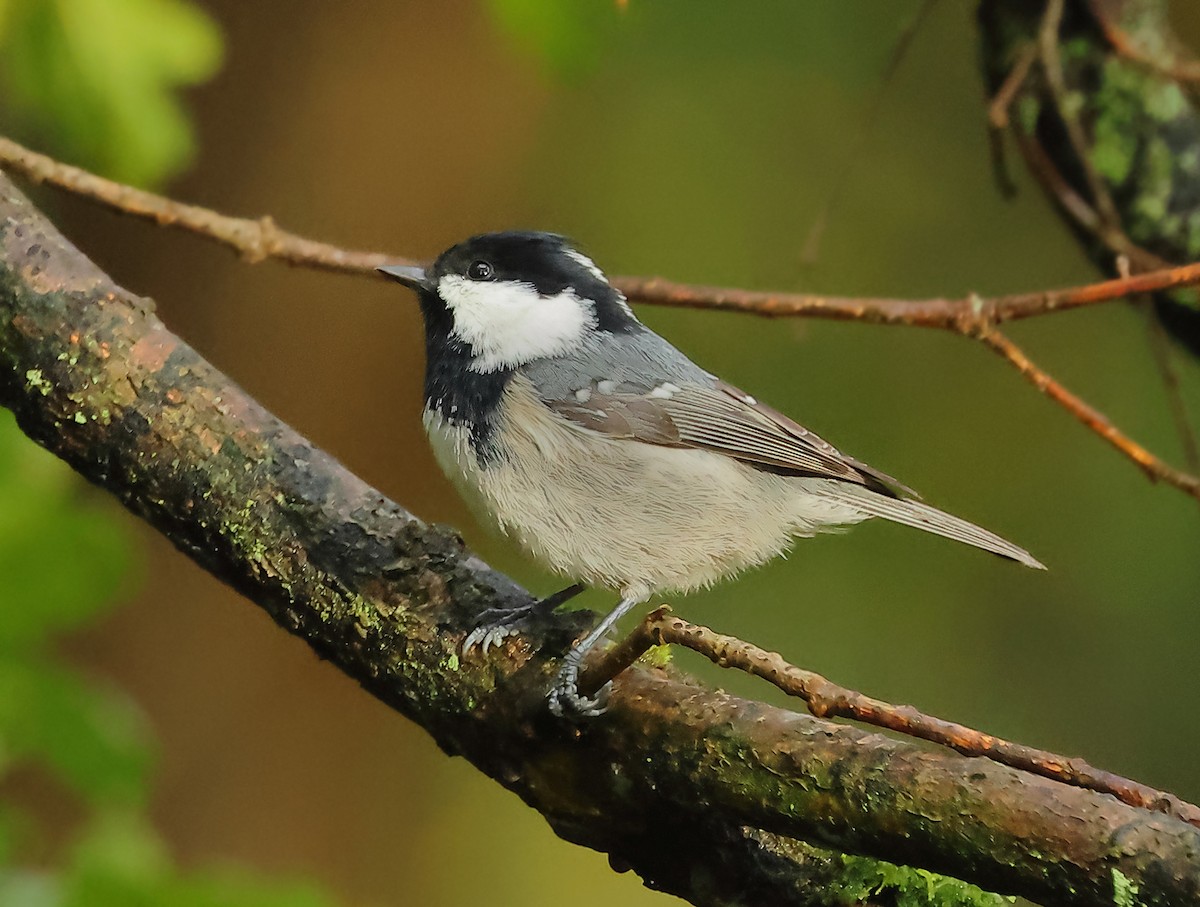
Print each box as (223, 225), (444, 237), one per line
(976, 327), (1200, 497)
(0, 135), (401, 275)
(3, 164), (1200, 906)
(3, 133), (1198, 505)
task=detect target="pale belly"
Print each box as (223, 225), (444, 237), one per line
(423, 386), (865, 597)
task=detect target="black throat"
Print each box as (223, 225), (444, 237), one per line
(417, 290), (512, 461)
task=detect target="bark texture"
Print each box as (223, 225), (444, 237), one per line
(1, 171), (1198, 907)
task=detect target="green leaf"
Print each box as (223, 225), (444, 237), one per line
(0, 413), (132, 648)
(0, 0), (222, 185)
(62, 812), (338, 907)
(0, 657), (151, 807)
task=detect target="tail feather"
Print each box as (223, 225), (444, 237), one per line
(820, 484), (1045, 570)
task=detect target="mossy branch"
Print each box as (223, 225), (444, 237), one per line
(1, 170), (1198, 907)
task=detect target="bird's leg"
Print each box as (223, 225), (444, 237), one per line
(462, 583), (586, 654)
(549, 594), (644, 718)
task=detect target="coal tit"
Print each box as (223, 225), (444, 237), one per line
(380, 232), (1043, 717)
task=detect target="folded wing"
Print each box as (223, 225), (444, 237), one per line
(550, 379), (913, 496)
(548, 379), (1044, 569)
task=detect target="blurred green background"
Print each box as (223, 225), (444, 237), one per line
(1, 1), (1199, 905)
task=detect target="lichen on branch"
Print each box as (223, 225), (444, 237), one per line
(2, 170), (1199, 907)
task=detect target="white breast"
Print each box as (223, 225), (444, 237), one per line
(423, 377), (867, 598)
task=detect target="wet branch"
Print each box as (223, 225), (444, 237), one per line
(3, 163), (1200, 906)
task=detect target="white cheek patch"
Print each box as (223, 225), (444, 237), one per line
(438, 275), (596, 372)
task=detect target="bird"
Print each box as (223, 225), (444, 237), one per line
(379, 231), (1043, 717)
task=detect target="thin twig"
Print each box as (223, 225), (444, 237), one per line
(3, 133), (1200, 501)
(1038, 0), (1125, 232)
(583, 605), (1200, 830)
(0, 136), (401, 275)
(976, 327), (1200, 497)
(612, 264), (1200, 325)
(991, 0), (1174, 278)
(990, 0), (1170, 277)
(1014, 133), (1174, 272)
(987, 40), (1039, 131)
(985, 41), (1040, 199)
(1023, 3), (1172, 272)
(4, 134), (1200, 326)
(981, 11), (1200, 503)
(988, 0), (1200, 480)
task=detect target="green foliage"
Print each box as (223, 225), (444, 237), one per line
(0, 413), (130, 647)
(485, 0), (625, 79)
(0, 412), (148, 806)
(0, 0), (221, 185)
(0, 657), (149, 808)
(0, 351), (336, 899)
(0, 5), (341, 902)
(59, 812), (335, 907)
(0, 811), (336, 907)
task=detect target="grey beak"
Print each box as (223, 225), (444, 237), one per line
(377, 264), (434, 292)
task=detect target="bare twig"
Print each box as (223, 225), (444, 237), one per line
(583, 605), (1200, 830)
(977, 327), (1200, 496)
(3, 134), (1200, 326)
(1013, 134), (1173, 272)
(987, 41), (1039, 131)
(1037, 0), (1126, 243)
(3, 132), (1199, 502)
(981, 5), (1200, 503)
(612, 263), (1200, 324)
(989, 3), (1174, 275)
(0, 136), (401, 275)
(995, 0), (1200, 480)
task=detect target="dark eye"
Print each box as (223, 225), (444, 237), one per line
(467, 260), (493, 281)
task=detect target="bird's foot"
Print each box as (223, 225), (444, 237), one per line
(547, 652), (611, 719)
(462, 603), (539, 654)
(462, 583), (586, 654)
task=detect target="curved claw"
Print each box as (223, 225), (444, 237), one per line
(463, 585), (587, 657)
(547, 655), (611, 719)
(461, 604), (537, 655)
